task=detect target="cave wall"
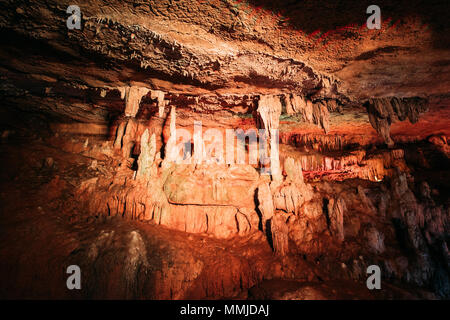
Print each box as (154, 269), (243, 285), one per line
(0, 0), (449, 299)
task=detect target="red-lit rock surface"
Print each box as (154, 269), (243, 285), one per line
(0, 0), (449, 300)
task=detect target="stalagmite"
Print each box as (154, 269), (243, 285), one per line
(270, 213), (289, 255)
(257, 95), (282, 181)
(136, 129), (157, 180)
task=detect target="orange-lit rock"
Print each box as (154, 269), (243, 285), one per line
(0, 0), (449, 301)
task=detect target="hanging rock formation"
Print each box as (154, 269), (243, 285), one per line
(124, 86), (150, 117)
(257, 95), (283, 181)
(365, 97), (428, 147)
(283, 94), (330, 133)
(113, 86), (153, 159)
(1, 0), (449, 301)
(257, 182), (275, 231)
(312, 101), (330, 134)
(150, 90), (166, 118)
(164, 106), (178, 163)
(116, 118), (138, 159)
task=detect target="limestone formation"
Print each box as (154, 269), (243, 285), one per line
(113, 121), (127, 149)
(312, 101), (330, 134)
(270, 213), (289, 255)
(1, 0), (449, 301)
(136, 129), (157, 180)
(284, 157), (304, 184)
(164, 106), (178, 163)
(365, 97), (428, 147)
(121, 119), (138, 159)
(272, 183), (311, 215)
(257, 95), (282, 181)
(365, 227), (385, 254)
(257, 183), (274, 231)
(327, 197), (346, 242)
(283, 94), (330, 133)
(150, 90), (166, 117)
(124, 86), (150, 117)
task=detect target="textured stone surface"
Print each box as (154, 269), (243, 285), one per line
(0, 0), (449, 301)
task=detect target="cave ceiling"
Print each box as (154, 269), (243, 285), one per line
(0, 0), (449, 131)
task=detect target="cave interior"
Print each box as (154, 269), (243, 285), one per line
(0, 0), (449, 300)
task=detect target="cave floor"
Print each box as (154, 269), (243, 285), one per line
(0, 137), (437, 299)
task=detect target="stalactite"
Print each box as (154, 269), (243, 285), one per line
(326, 99), (342, 113)
(121, 118), (138, 158)
(164, 106), (178, 162)
(365, 97), (428, 148)
(118, 87), (126, 100)
(150, 90), (166, 117)
(283, 94), (330, 133)
(257, 95), (282, 181)
(312, 101), (330, 134)
(124, 86), (150, 117)
(113, 86), (153, 158)
(257, 182), (274, 232)
(114, 121), (127, 149)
